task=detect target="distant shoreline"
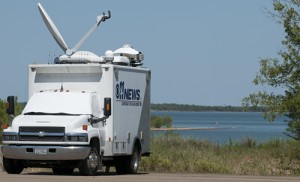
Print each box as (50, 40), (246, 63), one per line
(151, 103), (264, 112)
(151, 110), (262, 113)
(151, 127), (226, 131)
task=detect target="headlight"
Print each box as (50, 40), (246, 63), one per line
(2, 132), (19, 141)
(65, 133), (88, 142)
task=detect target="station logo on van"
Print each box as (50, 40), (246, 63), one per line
(115, 81), (142, 106)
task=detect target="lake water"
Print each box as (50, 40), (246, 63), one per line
(151, 111), (289, 144)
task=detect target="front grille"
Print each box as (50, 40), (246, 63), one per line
(19, 127), (65, 142)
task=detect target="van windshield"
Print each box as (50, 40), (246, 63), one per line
(23, 92), (93, 116)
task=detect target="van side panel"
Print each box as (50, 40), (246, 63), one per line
(111, 66), (150, 156)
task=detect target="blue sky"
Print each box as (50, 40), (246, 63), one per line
(0, 0), (284, 106)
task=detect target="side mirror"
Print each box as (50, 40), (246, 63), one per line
(6, 96), (15, 115)
(104, 97), (111, 117)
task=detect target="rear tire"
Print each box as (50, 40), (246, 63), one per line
(3, 157), (24, 174)
(128, 146), (140, 174)
(79, 147), (100, 176)
(115, 145), (140, 174)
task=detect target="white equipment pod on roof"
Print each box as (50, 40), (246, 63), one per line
(114, 44), (144, 67)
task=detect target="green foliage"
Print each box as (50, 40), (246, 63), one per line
(150, 115), (173, 128)
(0, 99), (10, 130)
(150, 115), (163, 128)
(0, 97), (24, 143)
(163, 115), (172, 128)
(0, 97), (23, 131)
(243, 0), (300, 140)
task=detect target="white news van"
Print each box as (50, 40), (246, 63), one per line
(1, 3), (150, 176)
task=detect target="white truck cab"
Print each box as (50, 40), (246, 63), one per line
(1, 3), (150, 176)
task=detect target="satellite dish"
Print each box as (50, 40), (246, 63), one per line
(37, 3), (111, 63)
(37, 3), (69, 53)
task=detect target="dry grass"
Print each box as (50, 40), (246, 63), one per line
(140, 135), (300, 175)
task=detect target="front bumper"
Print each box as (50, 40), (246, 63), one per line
(1, 145), (91, 160)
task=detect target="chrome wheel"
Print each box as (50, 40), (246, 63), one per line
(115, 145), (140, 174)
(131, 148), (139, 173)
(79, 147), (100, 176)
(87, 150), (99, 171)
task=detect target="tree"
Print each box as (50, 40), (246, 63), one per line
(163, 115), (173, 128)
(151, 115), (164, 128)
(243, 0), (300, 140)
(150, 115), (173, 128)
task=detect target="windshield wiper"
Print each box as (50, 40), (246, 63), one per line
(24, 112), (48, 115)
(24, 112), (78, 116)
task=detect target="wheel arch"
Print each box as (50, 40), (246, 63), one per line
(132, 137), (141, 154)
(90, 137), (100, 154)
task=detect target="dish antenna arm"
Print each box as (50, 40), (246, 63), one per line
(100, 11), (111, 24)
(69, 10), (111, 56)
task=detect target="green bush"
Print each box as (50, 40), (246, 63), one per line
(150, 115), (173, 128)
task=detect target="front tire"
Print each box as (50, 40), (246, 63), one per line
(79, 147), (100, 176)
(3, 157), (24, 174)
(52, 167), (74, 175)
